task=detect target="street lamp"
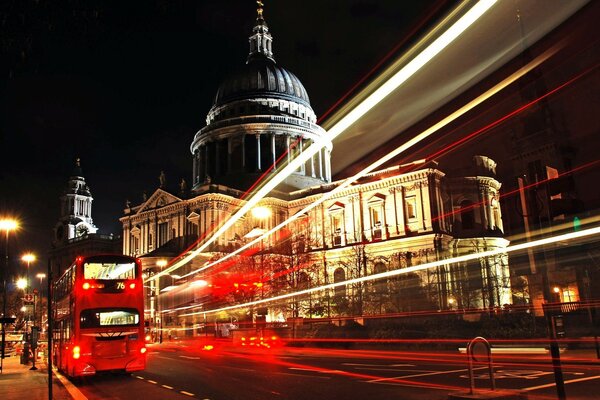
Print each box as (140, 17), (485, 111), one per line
(36, 273), (46, 288)
(21, 253), (36, 329)
(36, 274), (46, 329)
(0, 218), (19, 374)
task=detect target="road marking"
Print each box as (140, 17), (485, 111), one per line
(356, 367), (434, 372)
(135, 375), (145, 380)
(181, 391), (195, 396)
(524, 375), (600, 391)
(179, 355), (202, 360)
(367, 366), (488, 383)
(342, 363), (415, 367)
(289, 367), (345, 374)
(162, 384), (174, 389)
(461, 369), (553, 380)
(147, 380), (158, 384)
(53, 369), (88, 400)
(277, 372), (331, 380)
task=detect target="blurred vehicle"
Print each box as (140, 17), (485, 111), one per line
(240, 334), (281, 349)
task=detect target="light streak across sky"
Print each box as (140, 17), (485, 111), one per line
(145, 0), (498, 284)
(174, 40), (559, 282)
(173, 225), (600, 317)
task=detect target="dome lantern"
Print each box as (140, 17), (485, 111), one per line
(248, 1), (274, 63)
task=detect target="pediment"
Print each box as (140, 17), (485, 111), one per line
(187, 211), (200, 221)
(136, 189), (182, 214)
(368, 193), (386, 203)
(328, 201), (345, 211)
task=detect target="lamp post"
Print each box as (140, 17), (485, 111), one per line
(36, 273), (46, 329)
(21, 253), (36, 328)
(21, 253), (38, 370)
(0, 218), (18, 374)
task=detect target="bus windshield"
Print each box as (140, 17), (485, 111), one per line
(80, 308), (140, 328)
(84, 261), (136, 280)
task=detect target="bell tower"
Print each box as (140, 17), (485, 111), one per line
(53, 158), (98, 245)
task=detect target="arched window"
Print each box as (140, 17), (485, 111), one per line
(297, 272), (310, 290)
(460, 200), (475, 230)
(333, 268), (346, 298)
(373, 262), (387, 294)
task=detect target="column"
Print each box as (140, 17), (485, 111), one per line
(215, 140), (220, 176)
(227, 137), (232, 173)
(286, 136), (291, 164)
(318, 148), (324, 180)
(271, 133), (276, 171)
(310, 152), (316, 178)
(192, 150), (198, 183)
(242, 134), (246, 169)
(256, 134), (262, 171)
(391, 187), (399, 235)
(204, 145), (209, 181)
(299, 139), (305, 174)
(325, 150), (331, 182)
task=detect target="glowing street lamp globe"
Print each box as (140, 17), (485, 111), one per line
(0, 219), (19, 232)
(21, 253), (36, 264)
(16, 278), (27, 289)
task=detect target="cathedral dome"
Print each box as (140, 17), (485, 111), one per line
(190, 3), (332, 194)
(213, 56), (311, 109)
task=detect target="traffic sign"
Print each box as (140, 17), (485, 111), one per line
(24, 294), (34, 303)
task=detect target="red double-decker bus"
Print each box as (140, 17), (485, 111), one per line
(52, 254), (147, 377)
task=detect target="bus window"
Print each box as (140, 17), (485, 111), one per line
(84, 261), (136, 280)
(80, 308), (140, 328)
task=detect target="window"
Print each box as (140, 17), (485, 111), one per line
(405, 197), (417, 220)
(84, 262), (136, 280)
(333, 268), (346, 298)
(80, 308), (140, 328)
(369, 201), (384, 240)
(158, 222), (169, 247)
(460, 200), (475, 230)
(331, 212), (343, 246)
(373, 262), (387, 294)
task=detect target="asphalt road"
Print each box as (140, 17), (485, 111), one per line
(70, 341), (600, 400)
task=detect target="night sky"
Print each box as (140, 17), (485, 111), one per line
(0, 0), (446, 270)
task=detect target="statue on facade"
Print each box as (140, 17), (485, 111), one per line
(159, 170), (166, 188)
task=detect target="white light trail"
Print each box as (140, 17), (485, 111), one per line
(176, 226), (600, 317)
(176, 36), (558, 281)
(149, 0), (498, 283)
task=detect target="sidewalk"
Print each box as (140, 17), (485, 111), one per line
(0, 355), (72, 400)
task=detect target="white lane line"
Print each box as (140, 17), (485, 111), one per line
(179, 355), (202, 360)
(355, 367), (436, 372)
(289, 367), (345, 374)
(367, 366), (488, 383)
(524, 375), (600, 391)
(53, 369), (88, 400)
(135, 375), (145, 380)
(162, 384), (174, 389)
(277, 372), (332, 380)
(342, 363), (415, 367)
(147, 380), (158, 384)
(181, 391), (195, 396)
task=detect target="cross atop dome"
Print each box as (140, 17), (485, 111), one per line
(248, 0), (274, 63)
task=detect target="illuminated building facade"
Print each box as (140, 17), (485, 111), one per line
(120, 7), (511, 333)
